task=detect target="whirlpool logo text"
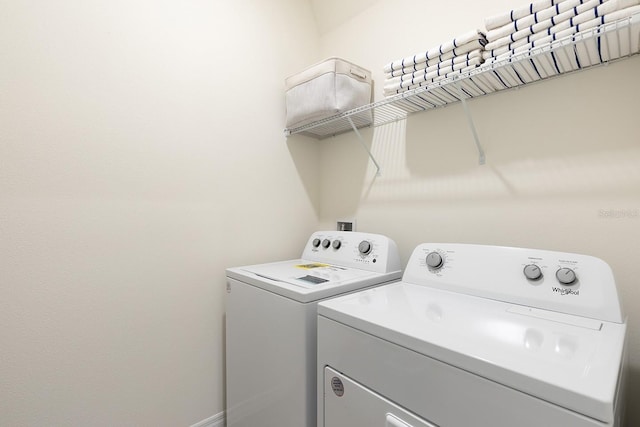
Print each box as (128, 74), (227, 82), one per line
(552, 287), (580, 296)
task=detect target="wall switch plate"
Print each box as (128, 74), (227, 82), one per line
(337, 220), (356, 232)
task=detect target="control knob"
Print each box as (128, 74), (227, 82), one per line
(322, 239), (331, 249)
(358, 240), (372, 255)
(556, 268), (577, 285)
(426, 251), (444, 269)
(332, 240), (341, 250)
(312, 238), (321, 248)
(523, 264), (543, 281)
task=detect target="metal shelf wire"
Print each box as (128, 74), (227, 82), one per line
(284, 13), (640, 140)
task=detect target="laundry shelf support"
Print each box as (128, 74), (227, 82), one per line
(452, 79), (486, 165)
(348, 117), (382, 176)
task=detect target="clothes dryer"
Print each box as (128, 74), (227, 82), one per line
(318, 243), (627, 427)
(225, 231), (401, 427)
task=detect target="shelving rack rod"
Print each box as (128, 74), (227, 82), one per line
(453, 80), (486, 165)
(348, 117), (382, 176)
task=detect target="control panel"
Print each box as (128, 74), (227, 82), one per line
(402, 243), (624, 323)
(302, 231), (402, 274)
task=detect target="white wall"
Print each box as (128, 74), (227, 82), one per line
(315, 1), (640, 426)
(0, 1), (321, 425)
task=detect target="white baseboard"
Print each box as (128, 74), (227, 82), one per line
(190, 411), (225, 427)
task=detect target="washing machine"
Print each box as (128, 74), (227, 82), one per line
(317, 243), (628, 427)
(225, 230), (401, 427)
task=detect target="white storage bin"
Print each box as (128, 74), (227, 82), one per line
(285, 57), (373, 130)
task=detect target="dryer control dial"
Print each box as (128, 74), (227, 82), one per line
(556, 267), (577, 285)
(312, 238), (321, 248)
(358, 240), (372, 255)
(523, 264), (543, 281)
(322, 239), (331, 249)
(332, 240), (341, 250)
(426, 251), (444, 269)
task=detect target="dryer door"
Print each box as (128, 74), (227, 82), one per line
(324, 367), (437, 427)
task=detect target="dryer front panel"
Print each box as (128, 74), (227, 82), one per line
(324, 367), (436, 427)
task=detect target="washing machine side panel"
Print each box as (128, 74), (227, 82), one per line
(318, 316), (607, 427)
(226, 277), (316, 427)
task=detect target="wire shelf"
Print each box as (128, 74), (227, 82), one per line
(284, 13), (640, 140)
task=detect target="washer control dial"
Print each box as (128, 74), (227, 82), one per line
(426, 251), (444, 269)
(358, 240), (372, 255)
(312, 238), (321, 248)
(332, 240), (341, 250)
(556, 268), (577, 285)
(523, 264), (543, 281)
(322, 239), (331, 249)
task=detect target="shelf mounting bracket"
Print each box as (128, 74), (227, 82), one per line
(347, 117), (382, 176)
(453, 81), (486, 165)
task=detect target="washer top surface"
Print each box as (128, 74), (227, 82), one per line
(226, 231), (402, 303)
(318, 243), (627, 423)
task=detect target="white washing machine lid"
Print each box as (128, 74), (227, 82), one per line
(226, 259), (401, 303)
(318, 281), (627, 423)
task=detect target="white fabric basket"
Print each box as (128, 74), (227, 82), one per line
(285, 57), (373, 129)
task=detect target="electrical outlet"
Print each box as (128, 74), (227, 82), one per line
(337, 220), (356, 232)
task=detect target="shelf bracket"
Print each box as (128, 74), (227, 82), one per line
(347, 117), (382, 176)
(453, 81), (486, 165)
